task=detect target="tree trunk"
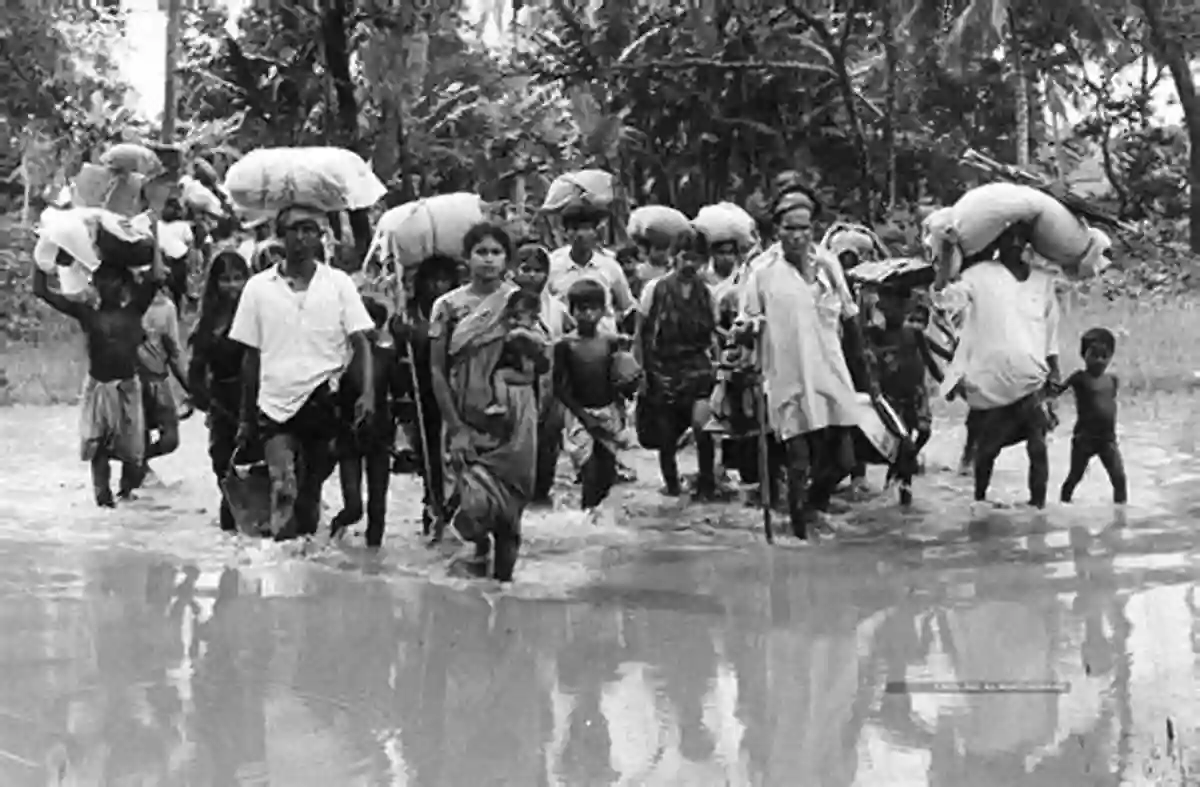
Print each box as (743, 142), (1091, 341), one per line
(1140, 0), (1200, 251)
(880, 0), (899, 212)
(321, 0), (358, 150)
(1008, 10), (1030, 168)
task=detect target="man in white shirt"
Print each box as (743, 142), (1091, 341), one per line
(938, 225), (1060, 510)
(230, 204), (376, 540)
(547, 205), (636, 336)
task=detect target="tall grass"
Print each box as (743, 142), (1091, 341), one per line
(2, 296), (1199, 406)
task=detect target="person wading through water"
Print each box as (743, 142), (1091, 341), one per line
(428, 223), (546, 581)
(547, 203), (640, 484)
(938, 223), (1061, 511)
(737, 188), (865, 538)
(188, 249), (251, 531)
(390, 254), (460, 536)
(637, 229), (726, 500)
(513, 242), (574, 506)
(230, 205), (376, 541)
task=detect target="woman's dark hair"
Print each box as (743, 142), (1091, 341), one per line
(461, 221), (513, 262)
(191, 249), (250, 346)
(1080, 326), (1116, 355)
(567, 278), (606, 310)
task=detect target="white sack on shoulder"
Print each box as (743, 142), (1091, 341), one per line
(693, 202), (756, 248)
(627, 205), (691, 241)
(99, 143), (164, 177)
(374, 193), (485, 269)
(224, 147), (386, 214)
(542, 169), (615, 213)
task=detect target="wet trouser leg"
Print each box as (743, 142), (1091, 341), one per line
(580, 443), (618, 509)
(91, 454), (113, 505)
(209, 415), (238, 530)
(783, 435), (813, 539)
(333, 454), (365, 531)
(261, 384), (338, 539)
(294, 434), (335, 536)
(364, 447), (391, 547)
(972, 394), (1048, 507)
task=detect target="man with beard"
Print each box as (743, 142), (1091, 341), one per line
(231, 204), (376, 540)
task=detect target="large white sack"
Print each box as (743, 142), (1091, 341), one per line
(373, 193), (485, 269)
(223, 147), (386, 214)
(627, 205), (691, 241)
(180, 175), (224, 216)
(542, 169), (615, 213)
(951, 183), (1044, 257)
(34, 207), (102, 273)
(693, 202), (756, 249)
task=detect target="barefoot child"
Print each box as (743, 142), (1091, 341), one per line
(484, 289), (548, 417)
(864, 283), (940, 500)
(556, 279), (640, 511)
(33, 257), (164, 507)
(137, 280), (190, 485)
(332, 296), (407, 546)
(1052, 327), (1127, 504)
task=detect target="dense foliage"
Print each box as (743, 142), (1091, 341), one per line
(3, 0), (1200, 341)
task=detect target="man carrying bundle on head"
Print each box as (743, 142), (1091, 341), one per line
(937, 222), (1061, 511)
(229, 204), (376, 541)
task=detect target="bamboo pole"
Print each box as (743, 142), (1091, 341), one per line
(161, 0), (182, 144)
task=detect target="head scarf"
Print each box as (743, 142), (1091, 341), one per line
(771, 189), (820, 222)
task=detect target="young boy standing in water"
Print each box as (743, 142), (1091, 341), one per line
(556, 279), (639, 512)
(1053, 327), (1127, 504)
(33, 254), (164, 507)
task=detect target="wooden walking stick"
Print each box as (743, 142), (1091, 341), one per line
(388, 243), (447, 543)
(752, 332), (774, 545)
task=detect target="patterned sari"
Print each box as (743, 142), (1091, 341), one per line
(445, 284), (540, 543)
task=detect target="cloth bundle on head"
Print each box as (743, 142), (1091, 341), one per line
(223, 146), (386, 214)
(692, 202), (757, 250)
(627, 205), (691, 244)
(542, 169), (615, 214)
(370, 193), (486, 270)
(180, 175), (225, 217)
(33, 207), (156, 295)
(824, 226), (880, 263)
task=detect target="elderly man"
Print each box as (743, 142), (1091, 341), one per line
(231, 204), (376, 540)
(739, 189), (865, 538)
(938, 224), (1061, 510)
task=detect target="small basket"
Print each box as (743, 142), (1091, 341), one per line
(220, 445), (272, 537)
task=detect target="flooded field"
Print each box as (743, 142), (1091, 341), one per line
(2, 399), (1200, 786)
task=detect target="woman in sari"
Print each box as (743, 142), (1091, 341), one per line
(428, 223), (546, 582)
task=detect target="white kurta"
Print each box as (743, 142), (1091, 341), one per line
(741, 247), (862, 441)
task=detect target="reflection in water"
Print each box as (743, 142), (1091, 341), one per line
(7, 501), (1200, 785)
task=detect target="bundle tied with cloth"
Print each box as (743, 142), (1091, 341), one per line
(33, 207), (157, 296)
(222, 146), (386, 258)
(927, 182), (1114, 286)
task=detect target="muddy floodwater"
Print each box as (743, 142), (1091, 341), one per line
(3, 400), (1200, 786)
